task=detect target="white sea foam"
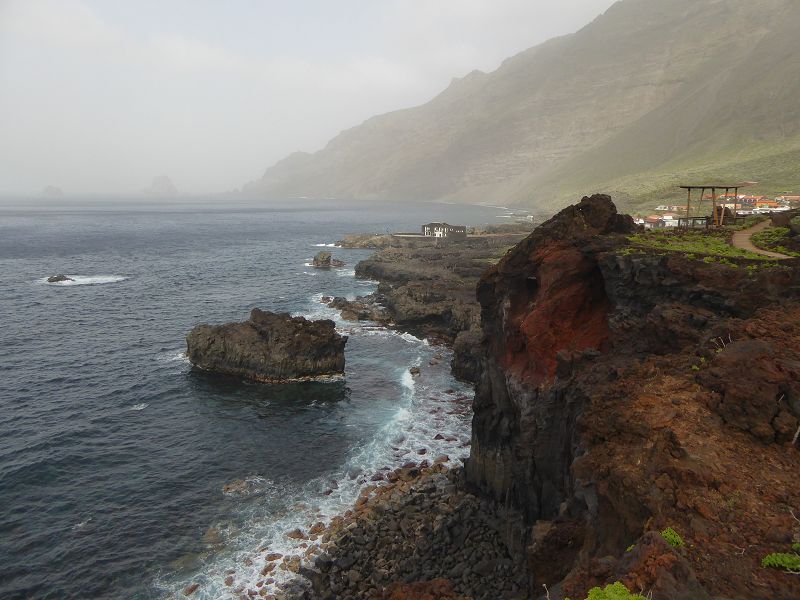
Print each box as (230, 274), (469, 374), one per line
(313, 243), (338, 247)
(401, 369), (415, 391)
(127, 403), (149, 411)
(160, 337), (474, 600)
(156, 350), (190, 364)
(71, 518), (92, 531)
(155, 350), (190, 375)
(336, 268), (356, 277)
(40, 275), (128, 286)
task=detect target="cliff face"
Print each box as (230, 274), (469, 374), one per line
(466, 195), (800, 598)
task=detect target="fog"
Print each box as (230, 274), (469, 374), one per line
(0, 0), (616, 196)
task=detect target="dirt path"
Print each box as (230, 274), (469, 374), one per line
(731, 220), (791, 259)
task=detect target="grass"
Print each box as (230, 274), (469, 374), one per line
(628, 229), (768, 261)
(750, 227), (800, 257)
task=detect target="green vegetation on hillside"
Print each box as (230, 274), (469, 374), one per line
(628, 229), (767, 260)
(751, 227), (800, 257)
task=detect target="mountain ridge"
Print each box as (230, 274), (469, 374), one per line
(245, 0), (800, 210)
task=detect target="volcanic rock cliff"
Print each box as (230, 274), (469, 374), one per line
(465, 195), (800, 598)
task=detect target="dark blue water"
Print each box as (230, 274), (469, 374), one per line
(0, 199), (504, 600)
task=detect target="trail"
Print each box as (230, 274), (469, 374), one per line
(731, 220), (791, 259)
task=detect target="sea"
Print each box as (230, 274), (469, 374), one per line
(0, 197), (509, 600)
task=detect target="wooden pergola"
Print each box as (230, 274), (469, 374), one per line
(679, 182), (756, 227)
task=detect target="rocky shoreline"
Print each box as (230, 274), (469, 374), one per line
(331, 226), (533, 383)
(199, 198), (800, 600)
(202, 460), (529, 600)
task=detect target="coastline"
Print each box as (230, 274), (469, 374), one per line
(182, 199), (800, 600)
(183, 229), (529, 599)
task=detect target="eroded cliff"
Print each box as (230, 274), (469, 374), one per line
(465, 195), (800, 598)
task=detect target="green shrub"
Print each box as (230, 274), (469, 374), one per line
(661, 527), (685, 548)
(751, 227), (800, 257)
(586, 582), (647, 600)
(762, 552), (800, 573)
(793, 543), (800, 553)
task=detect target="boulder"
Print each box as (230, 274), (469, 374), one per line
(47, 274), (74, 283)
(186, 308), (346, 383)
(312, 251), (345, 268)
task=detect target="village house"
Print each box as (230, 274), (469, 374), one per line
(421, 222), (467, 239)
(644, 214), (679, 229)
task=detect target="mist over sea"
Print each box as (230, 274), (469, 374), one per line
(0, 198), (505, 599)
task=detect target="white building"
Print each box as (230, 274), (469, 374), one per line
(421, 222), (467, 239)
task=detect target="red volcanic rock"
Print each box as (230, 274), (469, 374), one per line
(699, 338), (800, 443)
(476, 194), (630, 386)
(466, 194), (800, 599)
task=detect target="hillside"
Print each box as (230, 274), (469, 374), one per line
(244, 0), (800, 211)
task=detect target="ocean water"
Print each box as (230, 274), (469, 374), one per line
(0, 198), (504, 600)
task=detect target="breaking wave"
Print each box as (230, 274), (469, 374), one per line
(40, 275), (128, 286)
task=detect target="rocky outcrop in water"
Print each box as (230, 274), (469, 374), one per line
(313, 251), (345, 268)
(47, 274), (73, 283)
(186, 308), (346, 383)
(323, 296), (391, 323)
(465, 194), (800, 599)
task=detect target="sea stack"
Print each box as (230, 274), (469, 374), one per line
(312, 251), (344, 268)
(186, 308), (346, 383)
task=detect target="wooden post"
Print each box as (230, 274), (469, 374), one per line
(686, 188), (692, 222)
(719, 187), (728, 226)
(711, 187), (718, 226)
(697, 187), (705, 227)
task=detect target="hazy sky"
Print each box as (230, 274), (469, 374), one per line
(0, 0), (617, 196)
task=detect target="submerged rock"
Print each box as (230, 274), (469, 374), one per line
(47, 274), (74, 283)
(312, 251), (344, 268)
(186, 308), (346, 383)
